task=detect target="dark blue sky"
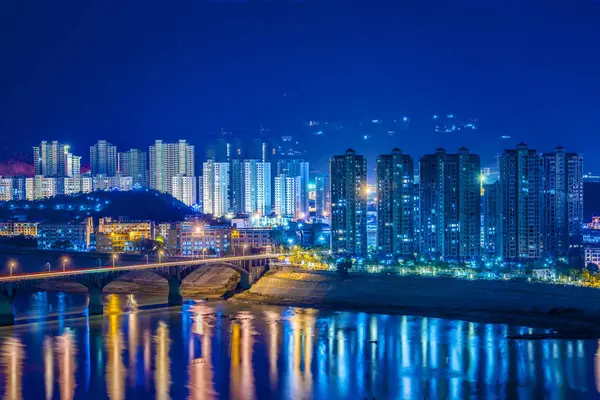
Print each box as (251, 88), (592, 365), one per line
(1, 0), (599, 172)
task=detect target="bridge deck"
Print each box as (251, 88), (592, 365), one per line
(0, 254), (282, 283)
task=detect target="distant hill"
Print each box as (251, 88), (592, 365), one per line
(0, 190), (193, 223)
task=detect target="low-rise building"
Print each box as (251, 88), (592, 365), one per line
(13, 222), (38, 237)
(37, 218), (94, 251)
(96, 217), (154, 253)
(180, 221), (231, 257)
(231, 228), (273, 253)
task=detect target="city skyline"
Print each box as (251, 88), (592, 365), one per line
(2, 1), (600, 172)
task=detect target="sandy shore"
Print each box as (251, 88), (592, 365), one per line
(233, 267), (600, 334)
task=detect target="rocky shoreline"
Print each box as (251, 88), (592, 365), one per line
(232, 268), (600, 336)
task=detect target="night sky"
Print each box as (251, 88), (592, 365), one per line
(1, 0), (599, 174)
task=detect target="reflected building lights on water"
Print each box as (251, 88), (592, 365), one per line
(2, 337), (24, 400)
(44, 337), (54, 400)
(57, 328), (77, 400)
(105, 295), (125, 400)
(230, 312), (256, 400)
(155, 321), (171, 400)
(188, 305), (216, 400)
(4, 297), (600, 399)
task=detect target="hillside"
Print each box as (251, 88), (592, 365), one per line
(0, 190), (192, 223)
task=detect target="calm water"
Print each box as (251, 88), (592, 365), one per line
(0, 293), (599, 399)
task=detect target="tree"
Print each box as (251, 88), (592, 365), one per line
(51, 239), (73, 250)
(336, 259), (353, 278)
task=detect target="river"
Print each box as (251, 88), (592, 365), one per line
(0, 292), (598, 399)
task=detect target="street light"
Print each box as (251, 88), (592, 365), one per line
(243, 244), (248, 256)
(202, 248), (207, 260)
(9, 260), (15, 277)
(112, 253), (118, 268)
(62, 257), (68, 272)
(159, 250), (164, 263)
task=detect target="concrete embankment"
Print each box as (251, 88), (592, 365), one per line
(234, 268), (600, 332)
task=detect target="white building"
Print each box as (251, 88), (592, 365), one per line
(202, 160), (229, 217)
(274, 175), (301, 218)
(243, 160), (272, 216)
(26, 176), (58, 200)
(0, 178), (12, 201)
(149, 140), (195, 196)
(172, 175), (197, 206)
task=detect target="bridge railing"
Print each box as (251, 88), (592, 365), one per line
(0, 254), (285, 283)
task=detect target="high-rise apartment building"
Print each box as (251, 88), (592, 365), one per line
(419, 147), (481, 260)
(202, 160), (230, 217)
(482, 181), (501, 257)
(314, 175), (331, 218)
(276, 159), (310, 218)
(330, 149), (368, 257)
(90, 140), (117, 176)
(172, 175), (197, 207)
(229, 159), (244, 214)
(376, 148), (415, 257)
(33, 141), (67, 177)
(499, 142), (542, 261)
(243, 160), (272, 216)
(541, 146), (584, 258)
(149, 140), (195, 196)
(274, 175), (301, 218)
(118, 149), (148, 188)
(66, 153), (81, 177)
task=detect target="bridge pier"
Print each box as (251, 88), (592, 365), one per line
(87, 287), (104, 316)
(0, 297), (14, 326)
(239, 273), (251, 290)
(167, 279), (183, 306)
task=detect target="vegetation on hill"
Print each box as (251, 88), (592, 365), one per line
(0, 190), (193, 223)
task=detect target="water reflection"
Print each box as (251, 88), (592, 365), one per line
(44, 337), (53, 400)
(1, 337), (24, 400)
(154, 321), (171, 400)
(2, 296), (600, 399)
(57, 329), (77, 400)
(105, 295), (125, 400)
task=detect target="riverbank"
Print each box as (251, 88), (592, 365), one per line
(233, 268), (600, 334)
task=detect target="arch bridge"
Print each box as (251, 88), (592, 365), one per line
(0, 254), (281, 326)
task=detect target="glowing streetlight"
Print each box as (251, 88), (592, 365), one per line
(9, 260), (16, 277)
(243, 244), (248, 256)
(62, 256), (68, 272)
(159, 250), (164, 263)
(112, 253), (118, 268)
(202, 248), (207, 260)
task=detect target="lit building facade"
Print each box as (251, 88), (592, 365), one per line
(276, 159), (310, 217)
(33, 141), (67, 177)
(274, 175), (301, 219)
(118, 149), (148, 188)
(376, 148), (415, 257)
(96, 217), (154, 253)
(499, 143), (542, 261)
(314, 175), (331, 219)
(180, 222), (231, 257)
(243, 160), (272, 216)
(481, 181), (501, 257)
(202, 160), (230, 217)
(37, 218), (93, 251)
(541, 147), (584, 259)
(172, 175), (197, 206)
(231, 228), (273, 253)
(149, 140), (195, 196)
(330, 149), (368, 257)
(90, 140), (117, 176)
(26, 176), (57, 200)
(419, 147), (481, 260)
